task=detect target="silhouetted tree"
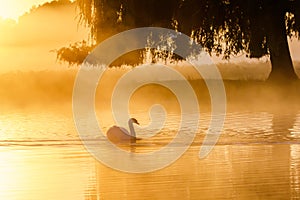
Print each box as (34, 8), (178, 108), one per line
(175, 0), (300, 81)
(59, 0), (300, 80)
(55, 40), (92, 66)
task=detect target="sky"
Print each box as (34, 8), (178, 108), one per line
(0, 0), (52, 21)
(0, 0), (88, 72)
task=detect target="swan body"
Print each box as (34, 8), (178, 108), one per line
(107, 118), (140, 143)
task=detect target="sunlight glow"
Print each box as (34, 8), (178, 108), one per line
(0, 0), (50, 20)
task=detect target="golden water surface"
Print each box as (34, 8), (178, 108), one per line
(0, 109), (299, 199)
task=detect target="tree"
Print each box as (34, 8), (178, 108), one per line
(175, 0), (300, 81)
(59, 0), (300, 81)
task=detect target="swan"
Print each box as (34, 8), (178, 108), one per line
(107, 118), (140, 144)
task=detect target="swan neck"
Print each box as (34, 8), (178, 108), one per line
(128, 120), (136, 137)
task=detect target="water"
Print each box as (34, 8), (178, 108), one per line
(0, 109), (300, 199)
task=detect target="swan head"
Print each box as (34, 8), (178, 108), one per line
(130, 118), (139, 125)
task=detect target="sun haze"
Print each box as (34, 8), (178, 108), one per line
(0, 0), (52, 20)
(0, 0), (88, 72)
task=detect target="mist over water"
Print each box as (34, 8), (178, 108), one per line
(0, 61), (299, 111)
(0, 61), (300, 199)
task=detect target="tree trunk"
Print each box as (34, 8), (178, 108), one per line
(266, 4), (298, 82)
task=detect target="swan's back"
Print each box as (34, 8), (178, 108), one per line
(107, 126), (136, 143)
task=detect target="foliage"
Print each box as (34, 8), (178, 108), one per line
(75, 0), (300, 60)
(56, 0), (300, 82)
(55, 40), (93, 66)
